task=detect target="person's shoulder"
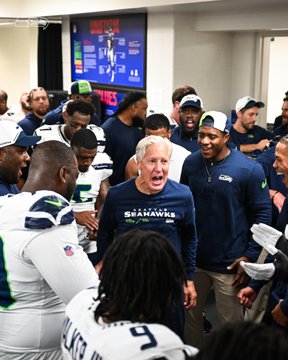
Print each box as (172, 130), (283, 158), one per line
(166, 178), (191, 194)
(87, 124), (106, 153)
(67, 285), (99, 312)
(183, 149), (201, 163)
(103, 322), (198, 359)
(101, 116), (118, 129)
(35, 124), (57, 132)
(171, 142), (191, 157)
(253, 124), (272, 136)
(231, 149), (265, 172)
(24, 190), (74, 230)
(109, 179), (135, 193)
(92, 151), (113, 169)
(171, 125), (180, 135)
(34, 124), (60, 142)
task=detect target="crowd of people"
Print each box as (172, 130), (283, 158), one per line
(0, 81), (288, 359)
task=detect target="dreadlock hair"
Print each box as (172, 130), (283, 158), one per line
(70, 128), (98, 150)
(94, 228), (186, 325)
(143, 113), (171, 133)
(194, 321), (288, 360)
(114, 91), (146, 116)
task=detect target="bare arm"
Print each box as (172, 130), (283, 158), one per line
(125, 156), (138, 180)
(95, 178), (110, 217)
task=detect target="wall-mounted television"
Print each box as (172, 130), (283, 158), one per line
(70, 14), (147, 90)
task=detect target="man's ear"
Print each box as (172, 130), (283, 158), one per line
(59, 165), (67, 184)
(62, 111), (69, 124)
(223, 133), (230, 144)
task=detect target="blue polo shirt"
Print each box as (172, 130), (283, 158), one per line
(171, 126), (199, 152)
(0, 176), (19, 196)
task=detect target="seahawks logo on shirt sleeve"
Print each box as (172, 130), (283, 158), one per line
(25, 195), (74, 229)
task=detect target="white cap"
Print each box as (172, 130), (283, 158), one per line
(180, 94), (203, 110)
(235, 96), (264, 113)
(199, 111), (231, 133)
(0, 120), (41, 148)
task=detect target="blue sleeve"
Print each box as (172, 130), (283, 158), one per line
(180, 190), (198, 280)
(42, 108), (62, 125)
(248, 279), (269, 294)
(245, 162), (272, 261)
(95, 189), (116, 263)
(25, 194), (74, 229)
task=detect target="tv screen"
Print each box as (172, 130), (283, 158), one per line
(70, 14), (147, 90)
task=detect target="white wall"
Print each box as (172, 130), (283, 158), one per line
(266, 36), (288, 123)
(0, 12), (261, 123)
(62, 18), (72, 92)
(0, 26), (38, 105)
(146, 13), (175, 116)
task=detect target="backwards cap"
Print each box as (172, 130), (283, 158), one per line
(199, 111), (231, 133)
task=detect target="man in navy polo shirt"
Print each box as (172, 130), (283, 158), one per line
(181, 111), (271, 347)
(171, 94), (203, 152)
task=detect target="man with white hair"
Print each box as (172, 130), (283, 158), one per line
(96, 135), (198, 341)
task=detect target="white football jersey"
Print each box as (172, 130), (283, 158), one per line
(34, 123), (106, 153)
(71, 166), (105, 254)
(62, 287), (198, 360)
(0, 191), (98, 355)
(33, 124), (112, 254)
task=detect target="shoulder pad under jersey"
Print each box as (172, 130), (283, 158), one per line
(87, 124), (106, 153)
(25, 194), (74, 229)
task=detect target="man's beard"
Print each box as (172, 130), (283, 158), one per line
(132, 116), (144, 129)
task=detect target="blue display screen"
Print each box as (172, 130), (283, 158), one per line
(71, 14), (146, 90)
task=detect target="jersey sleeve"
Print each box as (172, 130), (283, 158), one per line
(25, 194), (74, 229)
(23, 224), (99, 304)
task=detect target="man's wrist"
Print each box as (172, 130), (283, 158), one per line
(271, 191), (279, 201)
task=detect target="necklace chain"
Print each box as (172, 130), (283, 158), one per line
(203, 149), (231, 183)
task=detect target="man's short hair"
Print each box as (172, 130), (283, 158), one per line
(172, 86), (197, 104)
(70, 128), (98, 150)
(65, 99), (95, 119)
(143, 114), (171, 132)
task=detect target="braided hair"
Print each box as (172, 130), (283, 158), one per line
(114, 91), (146, 116)
(94, 228), (186, 324)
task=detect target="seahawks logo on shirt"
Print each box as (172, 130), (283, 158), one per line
(25, 195), (74, 229)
